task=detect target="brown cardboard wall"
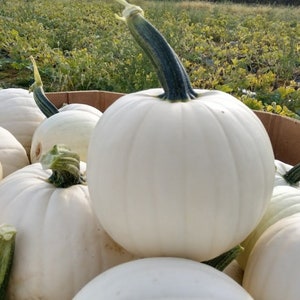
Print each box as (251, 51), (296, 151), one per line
(46, 90), (124, 112)
(254, 112), (300, 165)
(46, 91), (300, 165)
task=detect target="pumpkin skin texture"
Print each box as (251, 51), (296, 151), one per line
(74, 257), (253, 300)
(0, 88), (45, 156)
(237, 185), (300, 269)
(243, 213), (300, 300)
(87, 88), (275, 262)
(59, 103), (103, 117)
(0, 161), (137, 300)
(0, 126), (29, 177)
(30, 110), (100, 163)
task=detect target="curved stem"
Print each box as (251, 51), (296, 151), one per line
(283, 162), (300, 185)
(29, 56), (59, 118)
(0, 224), (16, 299)
(115, 0), (198, 102)
(203, 244), (244, 271)
(41, 144), (86, 188)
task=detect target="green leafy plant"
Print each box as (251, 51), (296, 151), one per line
(0, 0), (299, 118)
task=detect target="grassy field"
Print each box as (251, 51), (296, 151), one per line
(0, 0), (299, 117)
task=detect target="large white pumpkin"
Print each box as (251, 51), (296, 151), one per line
(87, 88), (275, 261)
(87, 0), (275, 262)
(0, 147), (137, 299)
(0, 88), (45, 156)
(237, 185), (300, 269)
(0, 126), (29, 177)
(243, 213), (300, 300)
(74, 257), (253, 299)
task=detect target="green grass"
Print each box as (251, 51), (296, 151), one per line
(0, 0), (299, 117)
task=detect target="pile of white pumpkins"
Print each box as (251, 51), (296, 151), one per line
(0, 83), (299, 300)
(1, 1), (300, 299)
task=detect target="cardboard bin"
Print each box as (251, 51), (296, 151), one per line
(46, 90), (300, 166)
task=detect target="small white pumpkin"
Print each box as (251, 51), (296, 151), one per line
(30, 110), (100, 163)
(74, 257), (253, 300)
(0, 88), (45, 156)
(0, 126), (29, 177)
(0, 145), (137, 299)
(243, 213), (300, 300)
(237, 185), (300, 269)
(29, 57), (101, 163)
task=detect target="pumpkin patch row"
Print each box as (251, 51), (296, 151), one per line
(0, 0), (299, 299)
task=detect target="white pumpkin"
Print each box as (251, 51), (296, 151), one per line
(30, 110), (100, 163)
(0, 126), (29, 177)
(0, 145), (137, 299)
(87, 1), (275, 262)
(28, 56), (101, 164)
(74, 257), (253, 300)
(0, 88), (45, 156)
(88, 88), (275, 262)
(237, 185), (300, 269)
(243, 213), (300, 300)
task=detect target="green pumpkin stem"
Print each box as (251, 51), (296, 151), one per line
(203, 244), (244, 271)
(41, 144), (86, 188)
(0, 224), (17, 299)
(115, 0), (198, 102)
(283, 162), (300, 185)
(29, 56), (59, 118)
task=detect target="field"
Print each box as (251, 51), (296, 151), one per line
(0, 0), (300, 117)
